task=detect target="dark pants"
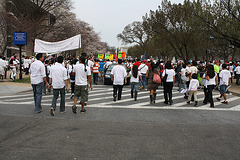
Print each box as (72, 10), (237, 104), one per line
(32, 82), (43, 113)
(93, 73), (98, 84)
(71, 82), (75, 94)
(4, 69), (7, 79)
(203, 86), (208, 103)
(51, 87), (65, 112)
(236, 74), (240, 85)
(204, 85), (215, 107)
(113, 85), (123, 100)
(163, 82), (173, 102)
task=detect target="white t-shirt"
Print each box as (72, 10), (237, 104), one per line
(235, 66), (240, 74)
(130, 71), (141, 83)
(207, 73), (217, 86)
(181, 68), (188, 81)
(219, 69), (231, 86)
(188, 79), (199, 91)
(138, 64), (148, 74)
(162, 69), (175, 82)
(189, 66), (198, 75)
(49, 63), (68, 89)
(73, 63), (91, 86)
(29, 60), (46, 84)
(111, 65), (127, 85)
(202, 73), (207, 87)
(229, 65), (234, 73)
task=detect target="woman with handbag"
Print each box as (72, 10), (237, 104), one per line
(146, 62), (160, 104)
(162, 61), (175, 105)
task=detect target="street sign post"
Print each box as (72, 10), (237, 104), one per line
(14, 32), (27, 80)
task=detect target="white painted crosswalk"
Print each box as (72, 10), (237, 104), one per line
(0, 85), (240, 111)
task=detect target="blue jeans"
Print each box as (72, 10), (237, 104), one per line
(131, 82), (139, 91)
(139, 74), (146, 89)
(32, 82), (43, 113)
(93, 73), (98, 84)
(51, 87), (66, 112)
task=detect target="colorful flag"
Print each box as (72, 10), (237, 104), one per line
(141, 50), (147, 60)
(100, 54), (104, 59)
(114, 51), (118, 61)
(122, 52), (126, 58)
(109, 54), (114, 60)
(98, 54), (101, 58)
(105, 54), (109, 59)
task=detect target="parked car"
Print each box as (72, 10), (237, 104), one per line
(104, 64), (130, 85)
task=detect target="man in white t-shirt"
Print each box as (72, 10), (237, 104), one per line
(29, 53), (49, 114)
(72, 56), (92, 114)
(217, 64), (231, 104)
(111, 59), (127, 102)
(138, 60), (148, 90)
(49, 56), (68, 116)
(234, 63), (240, 86)
(0, 56), (6, 81)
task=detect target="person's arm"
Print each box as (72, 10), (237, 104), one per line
(88, 75), (93, 90)
(64, 79), (69, 92)
(140, 75), (143, 82)
(146, 69), (149, 78)
(124, 76), (127, 84)
(48, 78), (52, 89)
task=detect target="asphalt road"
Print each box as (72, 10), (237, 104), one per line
(0, 84), (240, 160)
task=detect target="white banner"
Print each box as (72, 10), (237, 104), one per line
(34, 34), (81, 54)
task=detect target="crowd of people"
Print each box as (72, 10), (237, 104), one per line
(1, 53), (240, 115)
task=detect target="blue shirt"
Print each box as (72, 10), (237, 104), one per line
(99, 62), (105, 71)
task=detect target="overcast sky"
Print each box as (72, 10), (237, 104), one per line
(72, 0), (183, 48)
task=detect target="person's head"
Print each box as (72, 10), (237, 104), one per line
(222, 64), (227, 69)
(192, 60), (197, 66)
(165, 62), (172, 69)
(0, 55), (2, 59)
(151, 62), (158, 69)
(206, 65), (215, 78)
(45, 60), (49, 64)
(2, 57), (5, 60)
(82, 52), (87, 58)
(36, 53), (43, 61)
(132, 65), (138, 78)
(79, 56), (85, 64)
(186, 62), (191, 67)
(142, 60), (146, 64)
(182, 63), (186, 69)
(192, 73), (198, 79)
(118, 59), (123, 65)
(57, 56), (64, 64)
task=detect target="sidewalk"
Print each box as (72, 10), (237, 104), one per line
(0, 71), (32, 96)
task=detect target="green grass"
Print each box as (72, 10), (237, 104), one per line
(12, 77), (31, 83)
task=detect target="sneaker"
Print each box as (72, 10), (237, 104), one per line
(60, 110), (66, 113)
(50, 108), (55, 116)
(80, 109), (86, 114)
(113, 95), (117, 102)
(70, 95), (74, 99)
(186, 101), (190, 104)
(221, 101), (228, 104)
(72, 105), (77, 114)
(169, 100), (173, 105)
(216, 98), (221, 101)
(139, 86), (143, 90)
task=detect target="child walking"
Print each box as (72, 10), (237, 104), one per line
(129, 65), (142, 101)
(187, 73), (199, 106)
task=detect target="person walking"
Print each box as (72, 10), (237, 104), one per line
(203, 65), (218, 108)
(129, 65), (142, 101)
(9, 57), (17, 81)
(92, 59), (100, 85)
(146, 62), (160, 104)
(69, 58), (77, 99)
(29, 53), (49, 113)
(234, 63), (240, 86)
(162, 61), (175, 105)
(72, 56), (92, 114)
(186, 73), (199, 106)
(138, 60), (148, 90)
(111, 59), (127, 102)
(216, 64), (231, 104)
(0, 56), (6, 81)
(48, 56), (68, 116)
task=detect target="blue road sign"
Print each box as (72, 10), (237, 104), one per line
(14, 32), (27, 45)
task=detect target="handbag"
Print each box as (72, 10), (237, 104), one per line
(153, 73), (161, 84)
(162, 70), (168, 83)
